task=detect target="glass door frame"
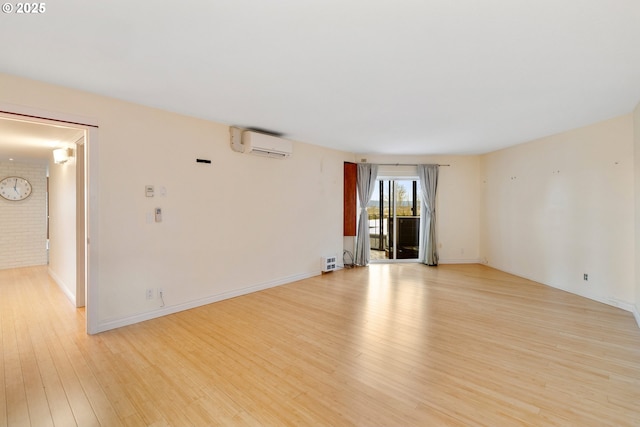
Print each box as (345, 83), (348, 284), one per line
(368, 176), (421, 264)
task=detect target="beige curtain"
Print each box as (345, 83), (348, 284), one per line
(354, 163), (378, 266)
(417, 164), (439, 266)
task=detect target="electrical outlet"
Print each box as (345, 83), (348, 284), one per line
(583, 273), (588, 281)
(146, 288), (154, 300)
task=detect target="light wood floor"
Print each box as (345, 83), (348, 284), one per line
(1, 264), (640, 426)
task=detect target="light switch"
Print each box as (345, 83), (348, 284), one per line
(145, 185), (154, 197)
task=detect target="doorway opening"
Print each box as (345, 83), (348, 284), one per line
(0, 107), (99, 334)
(368, 178), (421, 261)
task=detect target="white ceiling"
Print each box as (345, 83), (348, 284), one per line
(1, 0), (639, 155)
(0, 117), (83, 164)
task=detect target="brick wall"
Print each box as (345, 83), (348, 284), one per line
(0, 161), (48, 270)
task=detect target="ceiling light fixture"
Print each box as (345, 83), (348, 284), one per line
(53, 147), (72, 164)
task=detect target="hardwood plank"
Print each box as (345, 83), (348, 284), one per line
(46, 333), (100, 427)
(11, 269), (54, 427)
(0, 270), (11, 427)
(30, 328), (77, 427)
(3, 329), (30, 426)
(59, 334), (123, 427)
(1, 275), (30, 427)
(15, 322), (53, 427)
(2, 264), (640, 426)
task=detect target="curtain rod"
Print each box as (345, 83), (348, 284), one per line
(373, 163), (450, 167)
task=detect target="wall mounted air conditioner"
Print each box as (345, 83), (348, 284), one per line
(242, 130), (292, 159)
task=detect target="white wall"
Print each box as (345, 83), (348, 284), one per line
(481, 115), (635, 308)
(48, 145), (78, 303)
(2, 72), (637, 330)
(0, 73), (351, 331)
(359, 154), (481, 264)
(0, 161), (47, 269)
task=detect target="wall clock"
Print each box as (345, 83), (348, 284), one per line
(0, 176), (32, 201)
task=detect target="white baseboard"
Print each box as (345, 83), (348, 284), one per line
(48, 267), (76, 305)
(369, 258), (482, 265)
(94, 266), (640, 333)
(485, 264), (640, 330)
(96, 271), (321, 333)
(438, 258), (483, 265)
(604, 298), (636, 313)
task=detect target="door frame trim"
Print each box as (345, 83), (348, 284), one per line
(0, 103), (100, 334)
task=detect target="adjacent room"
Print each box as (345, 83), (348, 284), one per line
(1, 1), (640, 426)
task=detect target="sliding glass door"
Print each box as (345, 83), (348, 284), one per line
(367, 179), (421, 261)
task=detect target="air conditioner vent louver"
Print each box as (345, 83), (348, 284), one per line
(249, 148), (289, 159)
(242, 131), (292, 159)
